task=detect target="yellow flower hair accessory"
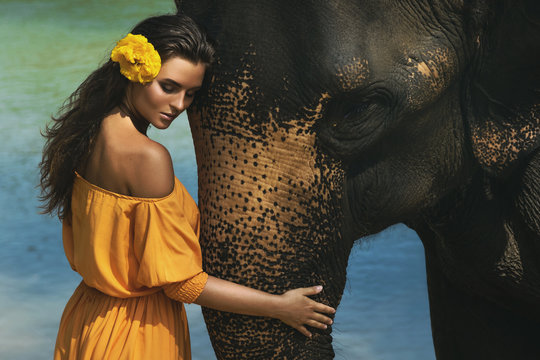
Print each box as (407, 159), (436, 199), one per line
(110, 33), (161, 84)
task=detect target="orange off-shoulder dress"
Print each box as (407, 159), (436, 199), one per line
(54, 172), (209, 360)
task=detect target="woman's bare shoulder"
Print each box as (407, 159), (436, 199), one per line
(126, 136), (175, 198)
(89, 112), (175, 198)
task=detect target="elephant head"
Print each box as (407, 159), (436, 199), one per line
(176, 0), (540, 358)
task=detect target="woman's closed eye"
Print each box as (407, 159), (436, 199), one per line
(160, 82), (178, 94)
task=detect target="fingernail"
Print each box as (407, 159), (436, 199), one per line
(323, 325), (327, 329)
(316, 285), (323, 291)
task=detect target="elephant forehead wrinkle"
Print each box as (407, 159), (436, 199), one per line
(335, 57), (369, 91)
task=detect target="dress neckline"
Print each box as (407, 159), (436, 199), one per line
(74, 171), (177, 202)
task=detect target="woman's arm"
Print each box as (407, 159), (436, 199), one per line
(127, 149), (335, 336)
(194, 275), (335, 338)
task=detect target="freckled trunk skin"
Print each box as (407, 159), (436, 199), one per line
(189, 106), (353, 358)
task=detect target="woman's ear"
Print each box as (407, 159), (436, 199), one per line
(466, 0), (540, 176)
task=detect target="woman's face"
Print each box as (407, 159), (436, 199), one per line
(129, 56), (206, 129)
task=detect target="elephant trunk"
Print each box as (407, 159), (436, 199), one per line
(189, 109), (353, 358)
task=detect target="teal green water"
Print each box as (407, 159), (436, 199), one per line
(0, 1), (435, 359)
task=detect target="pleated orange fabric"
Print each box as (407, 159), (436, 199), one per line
(54, 172), (208, 360)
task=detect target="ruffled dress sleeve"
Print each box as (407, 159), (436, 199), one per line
(132, 179), (208, 302)
(66, 174), (208, 301)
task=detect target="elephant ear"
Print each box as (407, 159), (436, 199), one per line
(466, 0), (540, 176)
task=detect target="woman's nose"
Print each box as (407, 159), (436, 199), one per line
(172, 93), (186, 112)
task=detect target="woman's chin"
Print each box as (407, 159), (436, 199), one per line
(153, 121), (172, 130)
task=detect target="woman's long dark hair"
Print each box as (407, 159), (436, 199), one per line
(40, 14), (215, 220)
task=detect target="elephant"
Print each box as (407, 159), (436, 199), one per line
(175, 0), (540, 358)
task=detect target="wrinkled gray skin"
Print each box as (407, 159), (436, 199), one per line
(176, 0), (540, 359)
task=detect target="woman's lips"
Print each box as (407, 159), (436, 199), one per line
(160, 112), (176, 121)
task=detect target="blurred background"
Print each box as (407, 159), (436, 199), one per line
(0, 0), (434, 358)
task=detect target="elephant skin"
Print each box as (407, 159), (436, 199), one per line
(176, 1), (540, 359)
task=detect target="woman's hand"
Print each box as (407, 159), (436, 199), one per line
(192, 276), (335, 337)
(274, 285), (335, 338)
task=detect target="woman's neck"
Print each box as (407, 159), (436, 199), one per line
(119, 97), (149, 135)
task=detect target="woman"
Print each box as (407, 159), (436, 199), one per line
(40, 13), (335, 360)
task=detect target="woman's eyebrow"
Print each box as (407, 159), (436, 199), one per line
(162, 78), (202, 90)
(162, 78), (181, 87)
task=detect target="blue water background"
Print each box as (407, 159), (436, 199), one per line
(0, 1), (435, 359)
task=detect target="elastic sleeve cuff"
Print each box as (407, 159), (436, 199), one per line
(163, 272), (209, 304)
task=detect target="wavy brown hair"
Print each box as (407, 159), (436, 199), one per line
(40, 14), (215, 220)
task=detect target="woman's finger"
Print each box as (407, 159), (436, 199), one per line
(296, 325), (312, 338)
(305, 319), (328, 330)
(308, 312), (334, 326)
(313, 301), (336, 315)
(300, 285), (323, 296)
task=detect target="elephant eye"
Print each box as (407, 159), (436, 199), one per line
(324, 87), (393, 129)
(343, 101), (371, 119)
